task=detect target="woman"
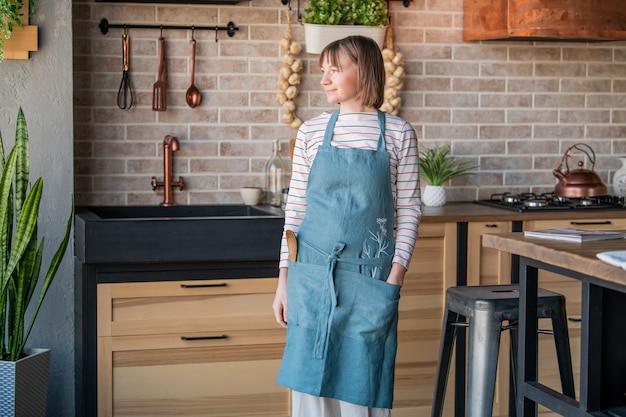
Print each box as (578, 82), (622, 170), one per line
(272, 35), (421, 417)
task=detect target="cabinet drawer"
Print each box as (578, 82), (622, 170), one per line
(98, 278), (278, 338)
(525, 217), (626, 231)
(111, 355), (289, 417)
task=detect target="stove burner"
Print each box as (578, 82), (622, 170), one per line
(524, 199), (547, 208)
(580, 198), (594, 206)
(476, 192), (626, 212)
(502, 195), (519, 204)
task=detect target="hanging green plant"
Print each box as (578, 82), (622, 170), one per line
(303, 0), (388, 27)
(0, 0), (36, 61)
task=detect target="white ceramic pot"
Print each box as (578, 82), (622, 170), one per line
(422, 185), (447, 207)
(613, 156), (626, 197)
(304, 24), (387, 54)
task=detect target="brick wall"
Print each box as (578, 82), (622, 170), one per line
(73, 0), (626, 205)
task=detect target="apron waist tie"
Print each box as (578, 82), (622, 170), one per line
(314, 242), (344, 359)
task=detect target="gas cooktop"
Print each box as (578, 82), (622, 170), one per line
(474, 192), (626, 213)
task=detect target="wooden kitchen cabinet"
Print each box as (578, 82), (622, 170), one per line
(94, 222), (459, 417)
(90, 221), (459, 417)
(394, 222), (458, 417)
(96, 277), (289, 417)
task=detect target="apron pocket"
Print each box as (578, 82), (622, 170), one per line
(286, 261), (329, 329)
(333, 269), (400, 344)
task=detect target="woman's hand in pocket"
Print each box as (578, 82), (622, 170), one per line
(386, 262), (406, 287)
(272, 267), (289, 328)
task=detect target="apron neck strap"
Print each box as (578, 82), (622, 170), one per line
(323, 110), (387, 152)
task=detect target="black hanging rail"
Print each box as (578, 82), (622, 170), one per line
(99, 18), (239, 37)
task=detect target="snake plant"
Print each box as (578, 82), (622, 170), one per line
(419, 145), (478, 186)
(0, 108), (73, 362)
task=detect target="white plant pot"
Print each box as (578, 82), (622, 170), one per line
(422, 185), (447, 207)
(304, 24), (387, 54)
(0, 348), (51, 417)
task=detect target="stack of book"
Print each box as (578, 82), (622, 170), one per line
(523, 228), (626, 243)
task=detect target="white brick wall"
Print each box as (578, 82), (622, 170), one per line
(73, 0), (626, 205)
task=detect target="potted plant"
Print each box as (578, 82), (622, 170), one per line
(419, 145), (478, 207)
(0, 108), (73, 416)
(302, 0), (389, 53)
(0, 0), (36, 60)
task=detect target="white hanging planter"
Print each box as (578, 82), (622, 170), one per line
(304, 24), (387, 54)
(422, 185), (447, 207)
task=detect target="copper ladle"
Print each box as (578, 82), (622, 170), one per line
(185, 38), (201, 108)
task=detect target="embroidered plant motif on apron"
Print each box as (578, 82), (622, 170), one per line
(277, 110), (401, 409)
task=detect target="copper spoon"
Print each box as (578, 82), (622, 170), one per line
(185, 39), (201, 108)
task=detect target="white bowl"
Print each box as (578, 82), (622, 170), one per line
(240, 187), (264, 205)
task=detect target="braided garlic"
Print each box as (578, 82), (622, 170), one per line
(277, 9), (303, 129)
(380, 27), (405, 116)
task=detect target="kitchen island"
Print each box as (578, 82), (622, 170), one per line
(483, 233), (626, 417)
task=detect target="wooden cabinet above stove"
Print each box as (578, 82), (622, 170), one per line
(463, 0), (626, 41)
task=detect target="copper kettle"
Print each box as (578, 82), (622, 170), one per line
(553, 143), (607, 198)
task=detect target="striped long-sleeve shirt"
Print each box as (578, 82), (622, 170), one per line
(279, 111), (421, 270)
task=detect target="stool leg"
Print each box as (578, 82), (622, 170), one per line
(467, 308), (502, 417)
(550, 301), (576, 399)
(431, 309), (461, 417)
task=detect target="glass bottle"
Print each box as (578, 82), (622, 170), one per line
(265, 140), (286, 207)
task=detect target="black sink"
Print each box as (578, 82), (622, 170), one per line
(87, 204), (277, 219)
(74, 205), (284, 264)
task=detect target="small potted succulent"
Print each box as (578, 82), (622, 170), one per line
(302, 0), (389, 53)
(0, 0), (36, 61)
(419, 145), (478, 206)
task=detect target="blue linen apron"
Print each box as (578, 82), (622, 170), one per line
(277, 110), (401, 409)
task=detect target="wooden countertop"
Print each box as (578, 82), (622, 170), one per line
(482, 232), (626, 289)
(421, 202), (626, 223)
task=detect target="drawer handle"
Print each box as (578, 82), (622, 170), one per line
(485, 224), (498, 228)
(181, 335), (228, 341)
(570, 220), (612, 225)
(180, 283), (228, 288)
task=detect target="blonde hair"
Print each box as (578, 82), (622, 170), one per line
(319, 36), (385, 109)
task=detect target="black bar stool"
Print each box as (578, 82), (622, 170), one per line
(431, 284), (576, 417)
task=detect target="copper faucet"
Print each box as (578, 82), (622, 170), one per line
(151, 135), (185, 206)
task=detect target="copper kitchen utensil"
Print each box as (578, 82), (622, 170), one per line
(286, 230), (297, 262)
(185, 38), (202, 108)
(152, 37), (167, 111)
(553, 143), (607, 198)
(117, 32), (133, 110)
